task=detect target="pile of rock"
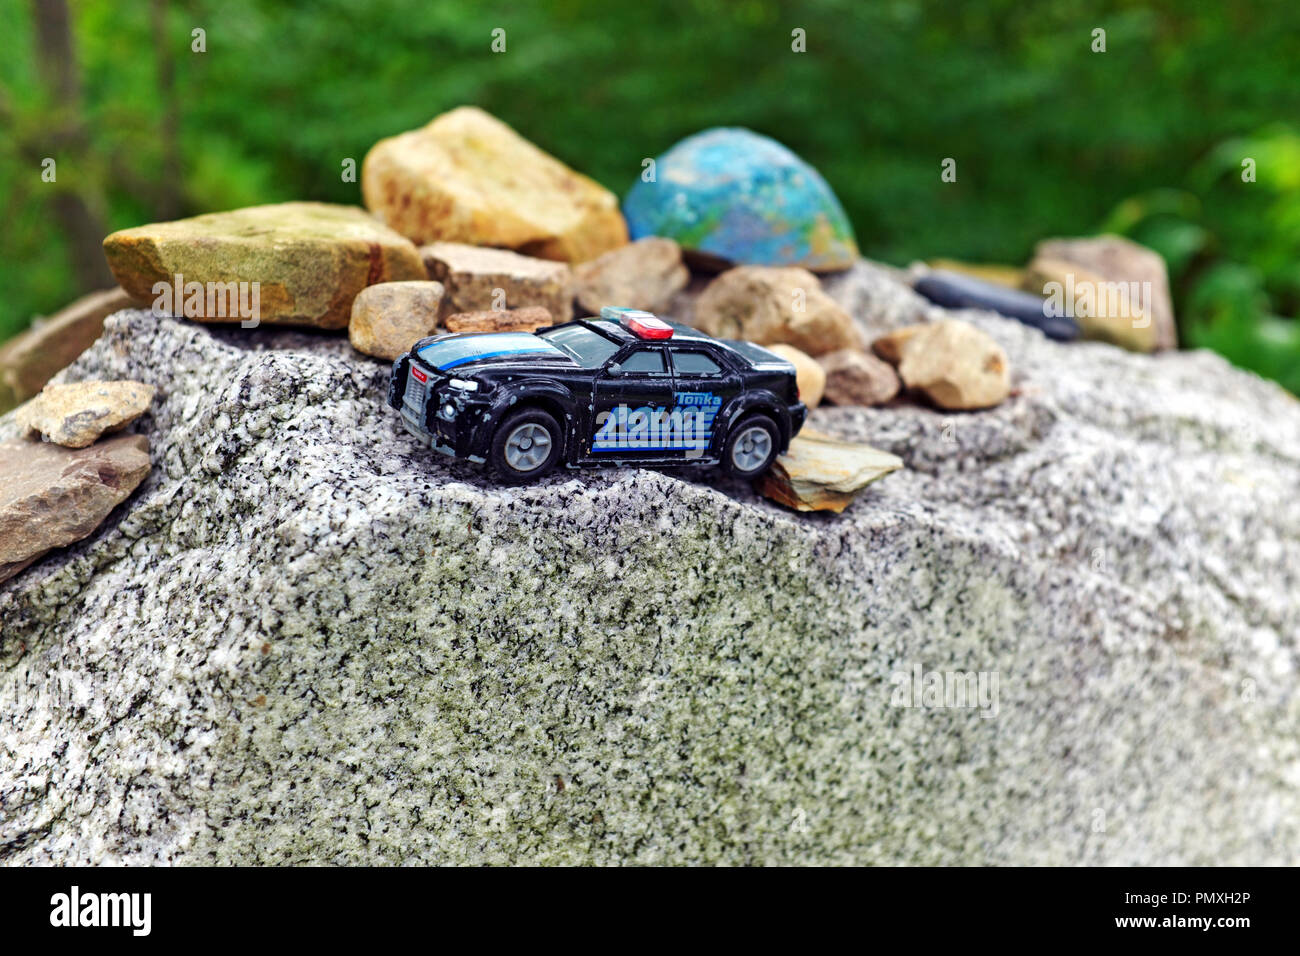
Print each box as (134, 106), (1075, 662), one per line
(675, 258), (1016, 506)
(4, 106), (1286, 869)
(8, 104), (1187, 529)
(686, 263), (1012, 413)
(688, 264), (885, 414)
(88, 108), (916, 514)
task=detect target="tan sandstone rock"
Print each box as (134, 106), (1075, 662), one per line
(16, 380), (155, 448)
(874, 320), (1011, 411)
(870, 325), (923, 365)
(363, 106), (628, 263)
(348, 281), (446, 361)
(764, 344), (825, 409)
(1022, 256), (1158, 353)
(692, 266), (860, 356)
(574, 237), (689, 315)
(102, 202), (425, 330)
(1033, 234), (1177, 349)
(421, 242), (573, 322)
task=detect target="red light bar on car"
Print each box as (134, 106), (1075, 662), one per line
(602, 306), (674, 340)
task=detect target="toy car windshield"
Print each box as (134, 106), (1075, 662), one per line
(537, 324), (621, 367)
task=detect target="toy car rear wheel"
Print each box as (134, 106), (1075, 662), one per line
(491, 408), (562, 482)
(722, 413), (780, 479)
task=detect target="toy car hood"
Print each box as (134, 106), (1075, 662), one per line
(414, 332), (574, 372)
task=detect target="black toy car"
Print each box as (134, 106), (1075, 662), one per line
(388, 306), (807, 482)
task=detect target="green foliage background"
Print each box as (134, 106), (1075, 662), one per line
(2, 0), (1299, 390)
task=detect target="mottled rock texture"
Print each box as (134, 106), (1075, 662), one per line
(818, 348), (900, 407)
(693, 266), (859, 356)
(3, 263), (1299, 865)
(876, 320), (1011, 411)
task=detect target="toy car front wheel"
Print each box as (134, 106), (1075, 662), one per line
(491, 408), (562, 482)
(722, 414), (780, 479)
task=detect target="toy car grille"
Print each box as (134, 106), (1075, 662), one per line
(404, 371), (428, 413)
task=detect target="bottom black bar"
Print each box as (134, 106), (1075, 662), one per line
(0, 866), (1283, 944)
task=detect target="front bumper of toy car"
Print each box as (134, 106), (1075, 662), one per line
(389, 355), (492, 463)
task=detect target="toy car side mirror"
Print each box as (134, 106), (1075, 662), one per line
(606, 361), (623, 375)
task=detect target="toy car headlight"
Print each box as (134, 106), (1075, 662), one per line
(448, 378), (478, 391)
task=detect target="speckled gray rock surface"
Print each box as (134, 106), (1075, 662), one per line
(2, 261), (1299, 864)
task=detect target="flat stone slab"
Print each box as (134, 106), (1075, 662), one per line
(756, 433), (903, 512)
(443, 306), (554, 334)
(0, 433), (151, 576)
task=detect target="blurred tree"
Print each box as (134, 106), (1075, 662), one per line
(150, 0), (183, 219)
(27, 0), (112, 294)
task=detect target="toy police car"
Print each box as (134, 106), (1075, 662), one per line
(388, 306), (807, 482)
